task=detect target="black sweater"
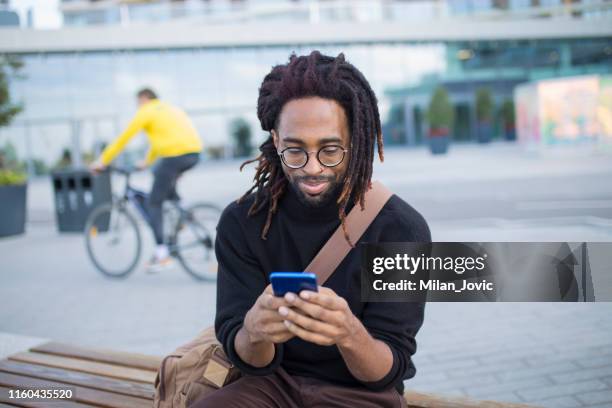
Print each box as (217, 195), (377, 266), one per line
(214, 185), (431, 393)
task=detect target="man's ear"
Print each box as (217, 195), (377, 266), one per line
(271, 129), (279, 150)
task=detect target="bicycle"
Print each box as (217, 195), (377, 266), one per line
(84, 166), (221, 281)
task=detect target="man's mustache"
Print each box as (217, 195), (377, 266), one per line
(293, 175), (335, 183)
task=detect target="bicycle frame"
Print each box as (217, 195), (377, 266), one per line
(110, 167), (152, 224)
(87, 166), (220, 280)
(126, 187), (151, 223)
(109, 166), (194, 239)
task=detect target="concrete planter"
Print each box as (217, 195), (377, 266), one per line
(429, 136), (450, 154)
(477, 122), (493, 143)
(428, 128), (451, 155)
(0, 183), (27, 237)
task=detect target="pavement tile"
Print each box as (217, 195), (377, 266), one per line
(518, 380), (608, 402)
(551, 366), (612, 385)
(529, 395), (584, 408)
(464, 377), (552, 400)
(575, 389), (612, 405)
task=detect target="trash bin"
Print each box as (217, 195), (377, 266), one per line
(51, 169), (112, 232)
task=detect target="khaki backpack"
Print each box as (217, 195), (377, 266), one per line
(153, 326), (240, 407)
(153, 181), (392, 407)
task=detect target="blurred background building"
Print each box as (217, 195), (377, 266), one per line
(0, 0), (611, 173)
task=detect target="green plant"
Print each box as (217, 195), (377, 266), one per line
(229, 118), (252, 158)
(475, 88), (494, 123)
(32, 159), (48, 175)
(0, 55), (23, 128)
(0, 141), (17, 168)
(0, 57), (26, 185)
(206, 146), (225, 160)
(53, 148), (73, 170)
(500, 99), (515, 129)
(0, 168), (26, 186)
(427, 86), (455, 131)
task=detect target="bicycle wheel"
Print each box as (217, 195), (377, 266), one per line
(85, 202), (142, 278)
(172, 202), (221, 281)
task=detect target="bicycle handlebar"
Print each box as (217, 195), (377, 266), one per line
(106, 165), (144, 176)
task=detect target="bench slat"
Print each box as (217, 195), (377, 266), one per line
(0, 387), (28, 406)
(0, 360), (154, 400)
(30, 342), (160, 372)
(0, 395), (24, 408)
(404, 390), (540, 408)
(8, 353), (155, 384)
(0, 373), (151, 408)
(1, 402), (89, 408)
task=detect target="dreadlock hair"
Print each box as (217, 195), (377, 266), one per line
(238, 50), (384, 246)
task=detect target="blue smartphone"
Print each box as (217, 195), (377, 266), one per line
(269, 272), (318, 297)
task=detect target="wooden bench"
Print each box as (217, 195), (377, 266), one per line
(0, 342), (540, 408)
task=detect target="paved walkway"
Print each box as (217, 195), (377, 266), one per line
(1, 143), (612, 407)
(411, 303), (612, 407)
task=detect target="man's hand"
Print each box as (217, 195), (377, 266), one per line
(279, 287), (395, 383)
(243, 284), (295, 344)
(89, 160), (106, 174)
(278, 286), (361, 348)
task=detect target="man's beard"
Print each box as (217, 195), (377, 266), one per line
(288, 174), (343, 209)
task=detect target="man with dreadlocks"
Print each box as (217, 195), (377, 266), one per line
(193, 51), (430, 408)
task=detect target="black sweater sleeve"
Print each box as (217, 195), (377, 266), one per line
(214, 204), (284, 375)
(358, 199), (431, 391)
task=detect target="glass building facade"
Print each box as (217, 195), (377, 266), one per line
(386, 38), (612, 146)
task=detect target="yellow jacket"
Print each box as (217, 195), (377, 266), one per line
(100, 99), (203, 165)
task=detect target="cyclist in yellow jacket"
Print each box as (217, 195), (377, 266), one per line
(91, 88), (203, 269)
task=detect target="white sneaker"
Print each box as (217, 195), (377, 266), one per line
(145, 254), (173, 273)
(155, 244), (170, 259)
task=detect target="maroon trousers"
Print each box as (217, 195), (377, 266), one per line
(190, 366), (407, 408)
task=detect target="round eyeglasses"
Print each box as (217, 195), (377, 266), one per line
(278, 145), (348, 169)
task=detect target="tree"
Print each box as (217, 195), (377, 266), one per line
(475, 87), (494, 123)
(500, 99), (515, 129)
(0, 56), (25, 182)
(500, 99), (517, 141)
(0, 55), (23, 128)
(427, 86), (455, 133)
(475, 87), (495, 143)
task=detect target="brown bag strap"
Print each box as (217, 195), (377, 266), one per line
(304, 181), (393, 285)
